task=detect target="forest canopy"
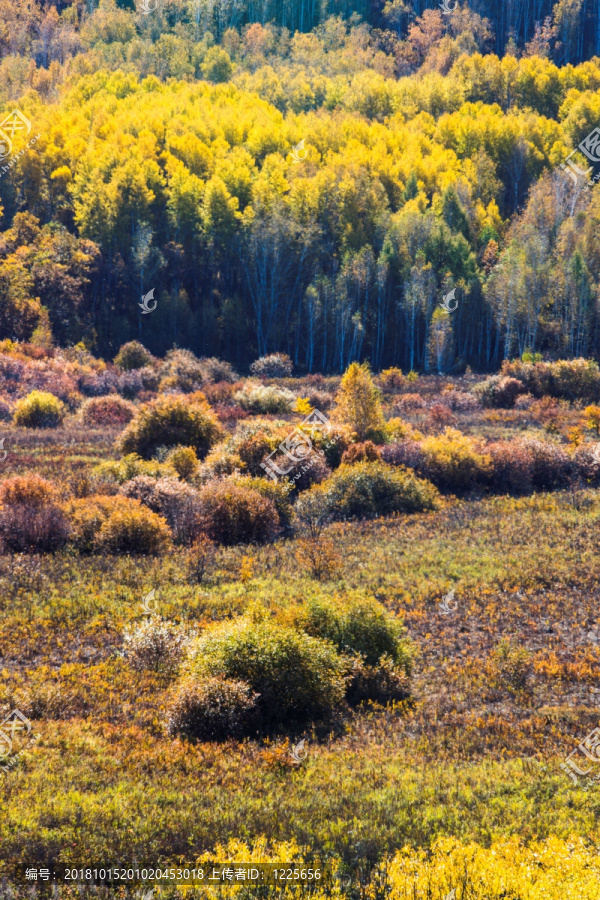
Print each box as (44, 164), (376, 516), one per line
(0, 0), (600, 372)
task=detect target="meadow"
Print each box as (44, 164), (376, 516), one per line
(1, 346), (600, 898)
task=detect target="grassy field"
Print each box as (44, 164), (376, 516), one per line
(2, 384), (600, 896)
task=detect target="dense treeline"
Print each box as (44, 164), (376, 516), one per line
(1, 1), (600, 371)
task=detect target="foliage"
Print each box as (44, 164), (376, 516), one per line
(166, 676), (259, 741)
(93, 500), (172, 555)
(13, 390), (66, 428)
(346, 654), (411, 705)
(298, 461), (438, 522)
(123, 617), (188, 674)
(187, 619), (348, 726)
(474, 375), (526, 409)
(113, 341), (154, 371)
(164, 445), (199, 480)
(119, 395), (224, 460)
(80, 395), (136, 427)
(250, 353), (293, 378)
(120, 476), (203, 544)
(290, 593), (411, 667)
(0, 474), (69, 552)
(341, 441), (381, 465)
(234, 381), (295, 414)
(420, 428), (492, 492)
(198, 480), (281, 545)
(95, 453), (174, 486)
(334, 362), (385, 441)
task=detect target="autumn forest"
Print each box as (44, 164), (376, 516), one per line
(0, 0), (600, 372)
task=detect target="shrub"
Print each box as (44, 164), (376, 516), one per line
(94, 501), (172, 555)
(199, 357), (238, 384)
(229, 420), (289, 475)
(95, 453), (174, 486)
(0, 475), (70, 552)
(346, 655), (411, 705)
(420, 429), (492, 491)
(442, 390), (481, 412)
(583, 405), (600, 435)
(0, 399), (11, 422)
(166, 677), (259, 741)
(292, 594), (411, 667)
(386, 418), (414, 442)
(492, 639), (533, 692)
(64, 495), (139, 552)
(312, 426), (351, 470)
(158, 349), (206, 393)
(80, 396), (136, 427)
(198, 481), (280, 545)
(188, 620), (347, 726)
(201, 447), (246, 478)
(486, 441), (535, 494)
(380, 440), (428, 472)
(428, 403), (457, 430)
(120, 476), (202, 544)
(294, 536), (341, 580)
(164, 445), (199, 480)
(305, 389), (333, 411)
(202, 382), (237, 406)
(473, 376), (525, 409)
(119, 395), (224, 460)
(250, 353), (293, 378)
(123, 617), (188, 674)
(334, 362), (385, 441)
(234, 381), (295, 414)
(379, 368), (405, 393)
(13, 391), (66, 428)
(395, 393), (426, 411)
(573, 444), (600, 486)
(521, 438), (572, 489)
(299, 461), (438, 522)
(501, 358), (600, 401)
(286, 454), (331, 493)
(341, 441), (381, 465)
(187, 534), (217, 584)
(233, 476), (293, 533)
(114, 341), (154, 371)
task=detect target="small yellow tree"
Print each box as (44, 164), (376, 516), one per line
(334, 362), (385, 441)
(583, 405), (600, 436)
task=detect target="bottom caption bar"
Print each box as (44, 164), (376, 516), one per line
(20, 865), (332, 886)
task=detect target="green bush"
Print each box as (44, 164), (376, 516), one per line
(297, 461), (438, 522)
(166, 677), (259, 741)
(95, 453), (174, 486)
(187, 620), (347, 726)
(119, 394), (224, 460)
(13, 391), (66, 428)
(113, 341), (154, 371)
(198, 480), (280, 545)
(292, 593), (412, 668)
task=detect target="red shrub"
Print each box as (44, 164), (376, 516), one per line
(0, 475), (70, 552)
(81, 396), (136, 427)
(341, 441), (382, 465)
